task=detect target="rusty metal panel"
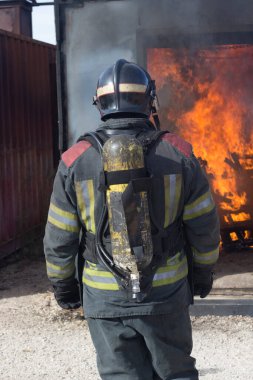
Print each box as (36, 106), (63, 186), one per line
(0, 1), (32, 37)
(0, 6), (18, 33)
(0, 31), (58, 258)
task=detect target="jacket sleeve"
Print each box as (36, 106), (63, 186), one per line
(43, 161), (81, 284)
(182, 154), (220, 269)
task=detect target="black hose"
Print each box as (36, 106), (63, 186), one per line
(85, 132), (129, 285)
(96, 204), (128, 285)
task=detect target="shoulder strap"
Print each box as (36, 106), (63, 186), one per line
(77, 131), (108, 153)
(77, 129), (169, 160)
(136, 130), (169, 153)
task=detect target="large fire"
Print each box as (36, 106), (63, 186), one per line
(148, 46), (253, 228)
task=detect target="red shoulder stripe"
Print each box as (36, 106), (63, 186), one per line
(161, 133), (192, 158)
(62, 140), (91, 168)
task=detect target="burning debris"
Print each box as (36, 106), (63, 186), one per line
(148, 45), (253, 249)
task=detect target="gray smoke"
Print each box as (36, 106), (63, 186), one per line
(61, 0), (253, 145)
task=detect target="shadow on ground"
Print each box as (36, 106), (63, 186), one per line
(212, 249), (253, 295)
(0, 239), (51, 299)
(0, 240), (253, 299)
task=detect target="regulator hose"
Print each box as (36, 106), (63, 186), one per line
(84, 132), (130, 287)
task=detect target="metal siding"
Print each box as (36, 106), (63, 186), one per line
(0, 31), (57, 258)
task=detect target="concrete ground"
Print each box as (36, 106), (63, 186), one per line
(0, 244), (253, 379)
(192, 249), (253, 316)
(213, 249), (253, 295)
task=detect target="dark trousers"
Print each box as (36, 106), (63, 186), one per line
(87, 307), (198, 380)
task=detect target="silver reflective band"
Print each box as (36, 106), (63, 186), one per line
(75, 180), (95, 233)
(183, 191), (214, 220)
(97, 83), (147, 97)
(46, 261), (75, 279)
(193, 246), (219, 265)
(164, 174), (182, 227)
(48, 208), (79, 228)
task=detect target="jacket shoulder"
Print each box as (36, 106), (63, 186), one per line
(61, 140), (92, 168)
(161, 132), (192, 158)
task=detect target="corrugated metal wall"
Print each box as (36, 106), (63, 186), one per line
(0, 30), (58, 258)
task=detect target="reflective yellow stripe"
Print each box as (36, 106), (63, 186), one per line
(50, 203), (77, 220)
(82, 254), (188, 291)
(183, 191), (215, 221)
(47, 272), (74, 279)
(87, 180), (95, 233)
(48, 203), (79, 232)
(164, 174), (182, 228)
(46, 261), (74, 271)
(75, 180), (95, 233)
(152, 268), (188, 287)
(84, 268), (115, 278)
(152, 255), (188, 287)
(193, 246), (219, 265)
(155, 262), (185, 273)
(48, 215), (80, 233)
(83, 263), (120, 290)
(46, 260), (75, 279)
(164, 175), (170, 228)
(75, 182), (87, 224)
(172, 175), (182, 222)
(83, 277), (120, 290)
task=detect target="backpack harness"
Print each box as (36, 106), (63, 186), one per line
(78, 127), (184, 301)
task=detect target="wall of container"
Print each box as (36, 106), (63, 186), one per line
(0, 30), (58, 259)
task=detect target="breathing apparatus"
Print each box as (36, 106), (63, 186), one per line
(83, 129), (154, 301)
(86, 60), (164, 300)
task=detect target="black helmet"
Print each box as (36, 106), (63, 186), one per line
(93, 59), (159, 121)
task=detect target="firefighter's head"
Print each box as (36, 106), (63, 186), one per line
(93, 59), (159, 121)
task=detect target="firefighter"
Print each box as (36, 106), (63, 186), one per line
(44, 59), (220, 380)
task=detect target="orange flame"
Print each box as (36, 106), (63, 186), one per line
(230, 232), (238, 241)
(148, 46), (253, 226)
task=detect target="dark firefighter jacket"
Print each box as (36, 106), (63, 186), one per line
(44, 124), (220, 318)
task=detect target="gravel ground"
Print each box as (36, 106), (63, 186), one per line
(0, 246), (253, 380)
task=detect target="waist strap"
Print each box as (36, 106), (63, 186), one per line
(80, 222), (184, 267)
(152, 219), (184, 263)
